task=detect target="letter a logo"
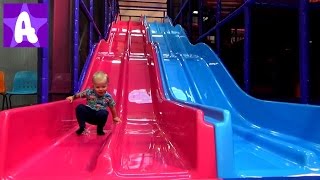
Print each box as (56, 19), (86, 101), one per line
(14, 11), (38, 44)
(3, 3), (48, 48)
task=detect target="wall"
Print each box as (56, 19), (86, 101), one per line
(0, 0), (39, 108)
(50, 0), (72, 101)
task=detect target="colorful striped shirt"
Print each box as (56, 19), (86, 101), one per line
(77, 89), (116, 111)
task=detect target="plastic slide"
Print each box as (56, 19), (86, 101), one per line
(146, 18), (320, 178)
(0, 20), (217, 179)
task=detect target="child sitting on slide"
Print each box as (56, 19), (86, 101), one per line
(66, 71), (121, 135)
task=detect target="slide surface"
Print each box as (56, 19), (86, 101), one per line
(147, 19), (320, 178)
(0, 20), (216, 179)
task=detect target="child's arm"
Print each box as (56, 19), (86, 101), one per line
(110, 106), (121, 123)
(66, 90), (88, 103)
(107, 94), (121, 123)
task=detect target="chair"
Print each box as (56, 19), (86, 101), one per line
(0, 71), (8, 110)
(6, 71), (37, 109)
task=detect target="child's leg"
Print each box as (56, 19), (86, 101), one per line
(75, 104), (95, 134)
(95, 110), (109, 135)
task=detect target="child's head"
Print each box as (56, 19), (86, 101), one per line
(92, 71), (109, 96)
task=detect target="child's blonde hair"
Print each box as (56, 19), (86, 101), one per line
(92, 71), (109, 84)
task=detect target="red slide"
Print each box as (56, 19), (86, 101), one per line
(0, 20), (217, 179)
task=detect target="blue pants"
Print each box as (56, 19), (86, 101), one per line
(75, 104), (108, 131)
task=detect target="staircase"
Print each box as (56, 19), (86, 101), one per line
(118, 0), (167, 22)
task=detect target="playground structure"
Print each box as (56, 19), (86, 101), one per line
(0, 0), (320, 179)
(147, 17), (320, 177)
(32, 0), (320, 106)
(0, 18), (217, 179)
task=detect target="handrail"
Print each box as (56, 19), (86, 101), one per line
(196, 0), (255, 43)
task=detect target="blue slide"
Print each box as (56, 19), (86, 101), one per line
(145, 18), (320, 178)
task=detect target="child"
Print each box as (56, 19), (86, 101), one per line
(66, 71), (121, 135)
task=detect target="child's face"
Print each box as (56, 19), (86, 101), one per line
(93, 79), (108, 96)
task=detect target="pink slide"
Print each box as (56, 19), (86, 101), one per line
(0, 20), (217, 179)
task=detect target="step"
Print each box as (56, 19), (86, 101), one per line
(118, 0), (167, 3)
(206, 0), (242, 10)
(207, 3), (241, 10)
(119, 1), (167, 9)
(120, 6), (166, 12)
(120, 16), (163, 22)
(207, 1), (242, 5)
(206, 0), (242, 3)
(120, 9), (166, 18)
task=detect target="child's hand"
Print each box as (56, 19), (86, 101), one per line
(66, 96), (74, 103)
(113, 117), (121, 124)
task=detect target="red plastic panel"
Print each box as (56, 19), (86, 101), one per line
(0, 101), (77, 177)
(147, 43), (217, 178)
(0, 20), (218, 179)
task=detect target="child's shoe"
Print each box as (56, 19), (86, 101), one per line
(76, 127), (85, 135)
(97, 127), (105, 135)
